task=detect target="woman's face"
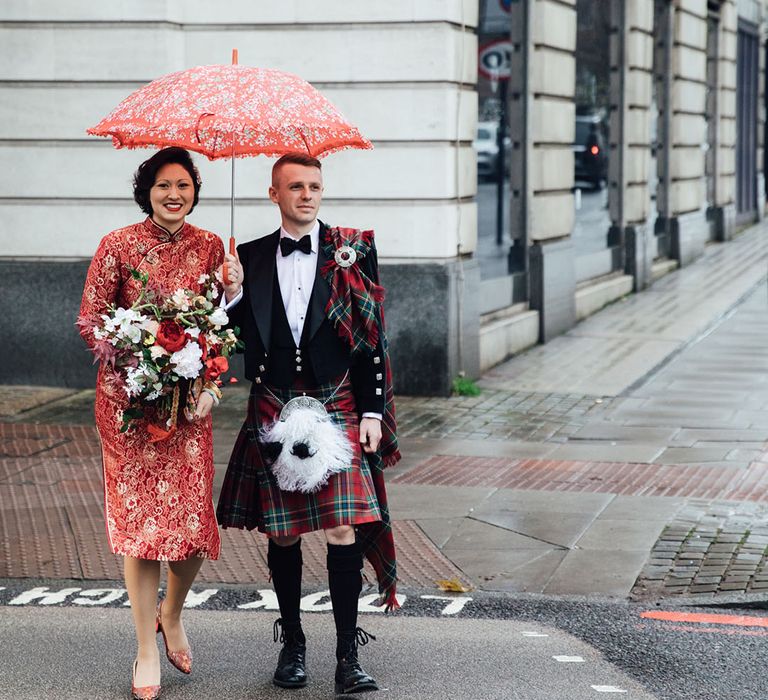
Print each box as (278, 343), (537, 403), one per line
(149, 162), (195, 231)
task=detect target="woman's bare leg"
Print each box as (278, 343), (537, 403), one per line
(161, 556), (205, 651)
(124, 556), (161, 687)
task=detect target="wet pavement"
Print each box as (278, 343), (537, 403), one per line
(3, 219), (768, 604)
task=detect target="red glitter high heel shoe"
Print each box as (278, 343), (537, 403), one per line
(156, 601), (193, 674)
(131, 660), (160, 700)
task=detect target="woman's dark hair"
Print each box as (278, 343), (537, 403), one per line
(132, 147), (201, 216)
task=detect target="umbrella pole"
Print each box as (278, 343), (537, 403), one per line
(230, 148), (235, 243)
(223, 138), (236, 285)
(222, 49), (238, 285)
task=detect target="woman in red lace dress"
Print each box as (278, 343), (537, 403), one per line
(79, 148), (235, 699)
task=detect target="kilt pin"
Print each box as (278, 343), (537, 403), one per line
(216, 221), (400, 692)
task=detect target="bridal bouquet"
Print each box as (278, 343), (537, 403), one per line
(78, 267), (241, 434)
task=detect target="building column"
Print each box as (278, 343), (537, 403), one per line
(655, 0), (709, 267)
(709, 0), (737, 239)
(509, 0), (577, 342)
(609, 0), (655, 291)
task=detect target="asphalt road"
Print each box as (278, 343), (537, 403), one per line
(3, 582), (768, 699)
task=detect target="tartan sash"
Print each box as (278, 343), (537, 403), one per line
(320, 225), (401, 469)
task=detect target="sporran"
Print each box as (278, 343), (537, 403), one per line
(258, 375), (353, 493)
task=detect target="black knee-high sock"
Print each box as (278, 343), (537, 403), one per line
(268, 538), (303, 632)
(327, 541), (363, 651)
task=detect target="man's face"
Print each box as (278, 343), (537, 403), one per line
(269, 163), (323, 232)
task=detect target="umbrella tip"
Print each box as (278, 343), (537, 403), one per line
(232, 48), (238, 65)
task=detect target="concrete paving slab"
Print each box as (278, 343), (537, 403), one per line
(414, 517), (464, 549)
(0, 385), (78, 418)
(575, 519), (668, 551)
(399, 437), (560, 459)
(476, 489), (616, 514)
(441, 546), (567, 593)
(543, 549), (650, 596)
(691, 441), (766, 450)
(567, 423), (678, 443)
(733, 410), (768, 428)
(472, 510), (602, 550)
(656, 447), (732, 463)
(674, 428), (768, 443)
(442, 517), (553, 551)
(608, 411), (747, 429)
(631, 388), (766, 409)
(547, 442), (664, 463)
(598, 495), (686, 522)
(386, 483), (495, 520)
(725, 448), (763, 462)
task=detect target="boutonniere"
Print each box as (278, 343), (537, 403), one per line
(321, 226), (375, 277)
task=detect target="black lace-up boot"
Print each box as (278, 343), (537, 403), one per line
(334, 627), (379, 695)
(272, 618), (308, 688)
(268, 539), (307, 688)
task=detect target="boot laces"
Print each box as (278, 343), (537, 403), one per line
(354, 627), (376, 647)
(339, 626), (376, 662)
(273, 618), (303, 646)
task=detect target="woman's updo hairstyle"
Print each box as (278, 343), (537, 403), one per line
(133, 147), (201, 216)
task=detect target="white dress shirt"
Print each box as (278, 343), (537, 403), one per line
(277, 221), (320, 346)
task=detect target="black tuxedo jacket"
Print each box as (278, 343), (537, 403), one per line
(228, 222), (386, 415)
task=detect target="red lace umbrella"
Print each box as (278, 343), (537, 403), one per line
(87, 51), (372, 277)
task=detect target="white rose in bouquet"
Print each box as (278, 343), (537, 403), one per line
(209, 307), (229, 327)
(170, 341), (204, 379)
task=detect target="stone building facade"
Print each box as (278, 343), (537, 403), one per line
(0, 0), (766, 394)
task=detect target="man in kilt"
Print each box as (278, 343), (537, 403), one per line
(217, 153), (400, 694)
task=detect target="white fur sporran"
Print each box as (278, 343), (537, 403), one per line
(260, 399), (353, 493)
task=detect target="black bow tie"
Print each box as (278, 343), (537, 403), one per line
(280, 235), (312, 256)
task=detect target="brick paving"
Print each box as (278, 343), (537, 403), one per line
(392, 453), (768, 501)
(0, 423), (467, 589)
(633, 500), (768, 601)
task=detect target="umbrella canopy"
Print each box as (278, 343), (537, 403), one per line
(87, 64), (372, 159)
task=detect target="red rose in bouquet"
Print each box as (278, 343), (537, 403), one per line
(156, 320), (187, 352)
(204, 355), (229, 381)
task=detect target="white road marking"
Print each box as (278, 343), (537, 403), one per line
(521, 631), (549, 637)
(553, 655), (585, 663)
(183, 589), (219, 608)
(8, 587), (81, 605)
(420, 595), (472, 615)
(238, 589), (280, 610)
(73, 588), (126, 606)
(591, 686), (627, 694)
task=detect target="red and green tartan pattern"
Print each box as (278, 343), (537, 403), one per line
(320, 227), (384, 355)
(217, 376), (399, 609)
(320, 226), (401, 470)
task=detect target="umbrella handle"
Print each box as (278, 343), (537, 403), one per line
(222, 236), (236, 285)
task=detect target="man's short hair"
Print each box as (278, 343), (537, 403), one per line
(272, 153), (322, 185)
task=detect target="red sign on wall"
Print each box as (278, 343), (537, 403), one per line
(478, 39), (511, 81)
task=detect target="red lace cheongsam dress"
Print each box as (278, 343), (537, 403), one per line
(79, 217), (224, 561)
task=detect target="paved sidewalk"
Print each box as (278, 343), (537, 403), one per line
(3, 221), (768, 602)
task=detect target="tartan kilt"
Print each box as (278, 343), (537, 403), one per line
(217, 375), (382, 535)
(217, 373), (398, 607)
